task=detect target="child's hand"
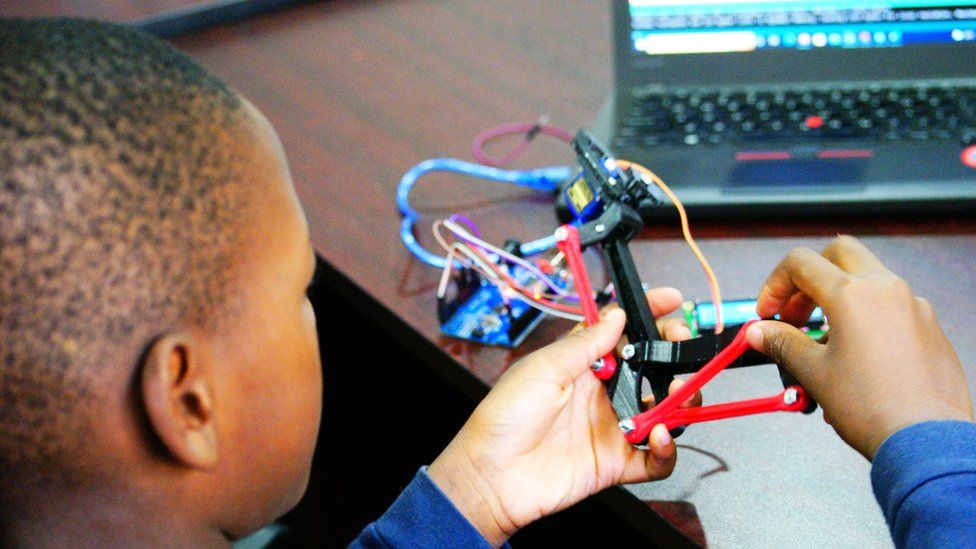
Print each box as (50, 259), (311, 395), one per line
(746, 235), (973, 461)
(427, 288), (696, 547)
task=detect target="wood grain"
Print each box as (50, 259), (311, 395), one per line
(0, 0), (204, 21)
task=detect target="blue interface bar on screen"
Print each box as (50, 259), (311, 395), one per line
(629, 1), (976, 54)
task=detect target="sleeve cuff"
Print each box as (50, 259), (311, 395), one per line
(367, 467), (494, 548)
(870, 420), (976, 525)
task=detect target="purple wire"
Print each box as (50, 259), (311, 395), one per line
(448, 214), (482, 239)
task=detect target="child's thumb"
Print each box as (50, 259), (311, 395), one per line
(746, 320), (826, 395)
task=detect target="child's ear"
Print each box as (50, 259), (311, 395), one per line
(140, 334), (218, 469)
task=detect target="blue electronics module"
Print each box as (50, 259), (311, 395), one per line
(438, 265), (569, 347)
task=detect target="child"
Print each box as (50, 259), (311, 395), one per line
(1, 18), (972, 548)
(0, 18), (688, 547)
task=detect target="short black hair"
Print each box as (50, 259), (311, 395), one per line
(0, 18), (250, 487)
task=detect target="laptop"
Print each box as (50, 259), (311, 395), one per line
(602, 0), (976, 217)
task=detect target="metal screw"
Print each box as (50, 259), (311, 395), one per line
(553, 226), (568, 241)
(607, 176), (617, 186)
(619, 419), (635, 434)
(621, 344), (635, 360)
(591, 358), (604, 372)
(783, 387), (798, 405)
(595, 223), (606, 233)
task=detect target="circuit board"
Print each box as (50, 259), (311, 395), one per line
(683, 297), (828, 339)
(439, 266), (569, 347)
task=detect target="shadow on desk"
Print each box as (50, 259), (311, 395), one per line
(280, 257), (701, 547)
(646, 501), (706, 546)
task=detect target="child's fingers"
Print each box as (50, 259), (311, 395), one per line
(757, 247), (847, 319)
(645, 424), (677, 478)
(592, 286), (684, 319)
(746, 320), (827, 397)
(640, 377), (703, 407)
(619, 422), (678, 484)
(657, 317), (692, 341)
(820, 235), (889, 275)
(573, 287), (686, 338)
(531, 308), (626, 384)
(779, 291), (817, 327)
(646, 287), (684, 317)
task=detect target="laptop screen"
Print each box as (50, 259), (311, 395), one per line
(629, 1), (976, 56)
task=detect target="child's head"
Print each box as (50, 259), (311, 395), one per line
(0, 18), (321, 541)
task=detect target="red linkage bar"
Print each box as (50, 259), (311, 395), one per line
(623, 319), (809, 444)
(554, 224), (617, 380)
(654, 386), (808, 432)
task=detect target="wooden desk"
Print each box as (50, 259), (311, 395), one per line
(7, 2), (976, 546)
(0, 0), (200, 21)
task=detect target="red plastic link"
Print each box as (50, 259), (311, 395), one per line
(555, 225), (617, 380)
(623, 319), (809, 444)
(652, 386), (808, 432)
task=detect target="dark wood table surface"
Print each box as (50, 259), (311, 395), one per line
(0, 0), (201, 21)
(5, 2), (976, 546)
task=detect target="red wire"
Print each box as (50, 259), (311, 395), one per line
(472, 121), (574, 167)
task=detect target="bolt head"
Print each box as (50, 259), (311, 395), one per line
(595, 223), (606, 233)
(553, 226), (569, 241)
(783, 387), (798, 405)
(621, 344), (635, 360)
(618, 419), (635, 434)
(591, 358), (604, 372)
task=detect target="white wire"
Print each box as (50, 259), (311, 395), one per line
(453, 243), (500, 281)
(512, 294), (584, 322)
(435, 239), (584, 322)
(437, 241), (505, 297)
(433, 219), (573, 302)
(550, 251), (565, 267)
(437, 246), (459, 299)
(432, 216), (585, 323)
(432, 220), (455, 256)
(440, 219), (576, 300)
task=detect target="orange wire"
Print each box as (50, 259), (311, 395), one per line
(614, 159), (724, 333)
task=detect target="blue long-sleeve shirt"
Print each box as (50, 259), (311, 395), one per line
(871, 420), (976, 547)
(351, 421), (976, 547)
(350, 467), (504, 548)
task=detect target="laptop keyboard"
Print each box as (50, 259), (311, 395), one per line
(616, 83), (976, 149)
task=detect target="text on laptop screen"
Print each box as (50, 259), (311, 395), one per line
(629, 1), (976, 55)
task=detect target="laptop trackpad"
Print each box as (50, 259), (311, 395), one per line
(726, 157), (867, 192)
